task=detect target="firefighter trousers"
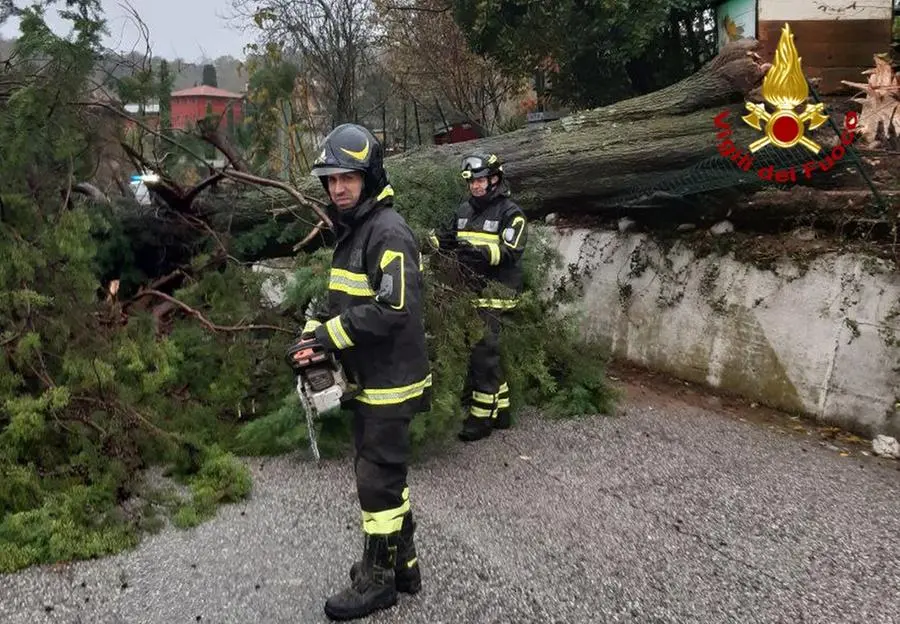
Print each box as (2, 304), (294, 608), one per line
(462, 309), (510, 422)
(352, 401), (414, 536)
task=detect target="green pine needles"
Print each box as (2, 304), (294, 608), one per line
(236, 161), (620, 460)
(0, 3), (616, 575)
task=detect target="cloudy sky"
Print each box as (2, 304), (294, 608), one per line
(1, 0), (254, 60)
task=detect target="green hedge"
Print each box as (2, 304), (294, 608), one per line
(0, 8), (615, 574)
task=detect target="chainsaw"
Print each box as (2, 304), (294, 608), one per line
(287, 336), (358, 462)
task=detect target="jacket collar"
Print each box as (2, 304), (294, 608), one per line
(468, 180), (510, 212)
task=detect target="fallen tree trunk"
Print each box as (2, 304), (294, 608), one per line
(314, 39), (880, 219)
(285, 39), (778, 212)
(108, 39), (893, 277)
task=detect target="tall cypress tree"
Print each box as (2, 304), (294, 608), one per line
(201, 63), (218, 87)
(158, 59), (173, 135)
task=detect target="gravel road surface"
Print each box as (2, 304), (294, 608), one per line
(2, 375), (899, 624)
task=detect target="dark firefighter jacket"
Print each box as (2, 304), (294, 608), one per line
(309, 186), (432, 412)
(430, 188), (528, 310)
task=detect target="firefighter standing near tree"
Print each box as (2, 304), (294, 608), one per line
(288, 123), (430, 621)
(429, 152), (528, 442)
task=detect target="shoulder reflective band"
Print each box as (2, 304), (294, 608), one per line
(377, 250), (405, 310)
(503, 215), (526, 248)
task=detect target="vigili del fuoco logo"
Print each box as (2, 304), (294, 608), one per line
(713, 23), (860, 183)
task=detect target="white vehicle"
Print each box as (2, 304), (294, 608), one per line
(129, 172), (159, 206)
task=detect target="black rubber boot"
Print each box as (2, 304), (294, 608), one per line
(458, 414), (492, 442)
(324, 533), (398, 621)
(349, 511), (421, 594)
(492, 408), (511, 430)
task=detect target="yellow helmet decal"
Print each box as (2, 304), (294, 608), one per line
(340, 140), (370, 161)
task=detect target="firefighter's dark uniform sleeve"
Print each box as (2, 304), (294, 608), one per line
(314, 226), (419, 350)
(427, 211), (458, 251)
(497, 206), (527, 265)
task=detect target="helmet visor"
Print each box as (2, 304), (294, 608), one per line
(461, 156), (488, 179)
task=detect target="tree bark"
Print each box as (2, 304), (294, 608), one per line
(111, 39), (890, 276)
(289, 40), (777, 212)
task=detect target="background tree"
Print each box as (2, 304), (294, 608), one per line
(240, 51), (327, 180)
(201, 63), (218, 87)
(451, 0), (717, 108)
(373, 0), (526, 134)
(229, 0), (377, 127)
(158, 59), (173, 134)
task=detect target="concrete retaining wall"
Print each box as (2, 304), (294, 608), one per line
(548, 228), (900, 437)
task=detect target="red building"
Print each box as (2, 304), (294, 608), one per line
(170, 85), (245, 130)
(433, 119), (483, 145)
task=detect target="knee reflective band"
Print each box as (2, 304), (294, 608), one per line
(473, 298), (518, 310)
(471, 382), (510, 418)
(356, 374), (432, 406)
(362, 486), (410, 535)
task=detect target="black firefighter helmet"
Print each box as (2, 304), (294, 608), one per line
(461, 152), (505, 204)
(311, 123), (388, 202)
(460, 152), (503, 182)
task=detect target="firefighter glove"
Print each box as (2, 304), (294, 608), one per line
(301, 318), (322, 339)
(456, 241), (487, 267)
(437, 230), (458, 250)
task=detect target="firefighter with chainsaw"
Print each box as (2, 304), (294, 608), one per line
(428, 152), (527, 442)
(286, 123), (430, 621)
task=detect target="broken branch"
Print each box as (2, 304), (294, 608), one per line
(72, 182), (110, 204)
(74, 100), (213, 171)
(133, 289), (293, 334)
(294, 220), (326, 252)
(221, 169), (333, 230)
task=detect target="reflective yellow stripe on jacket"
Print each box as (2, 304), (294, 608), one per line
(329, 268), (375, 297)
(457, 231), (500, 266)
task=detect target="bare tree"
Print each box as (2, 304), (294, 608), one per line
(373, 0), (526, 133)
(229, 0), (378, 127)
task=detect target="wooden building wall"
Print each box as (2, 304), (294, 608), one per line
(756, 0), (894, 94)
